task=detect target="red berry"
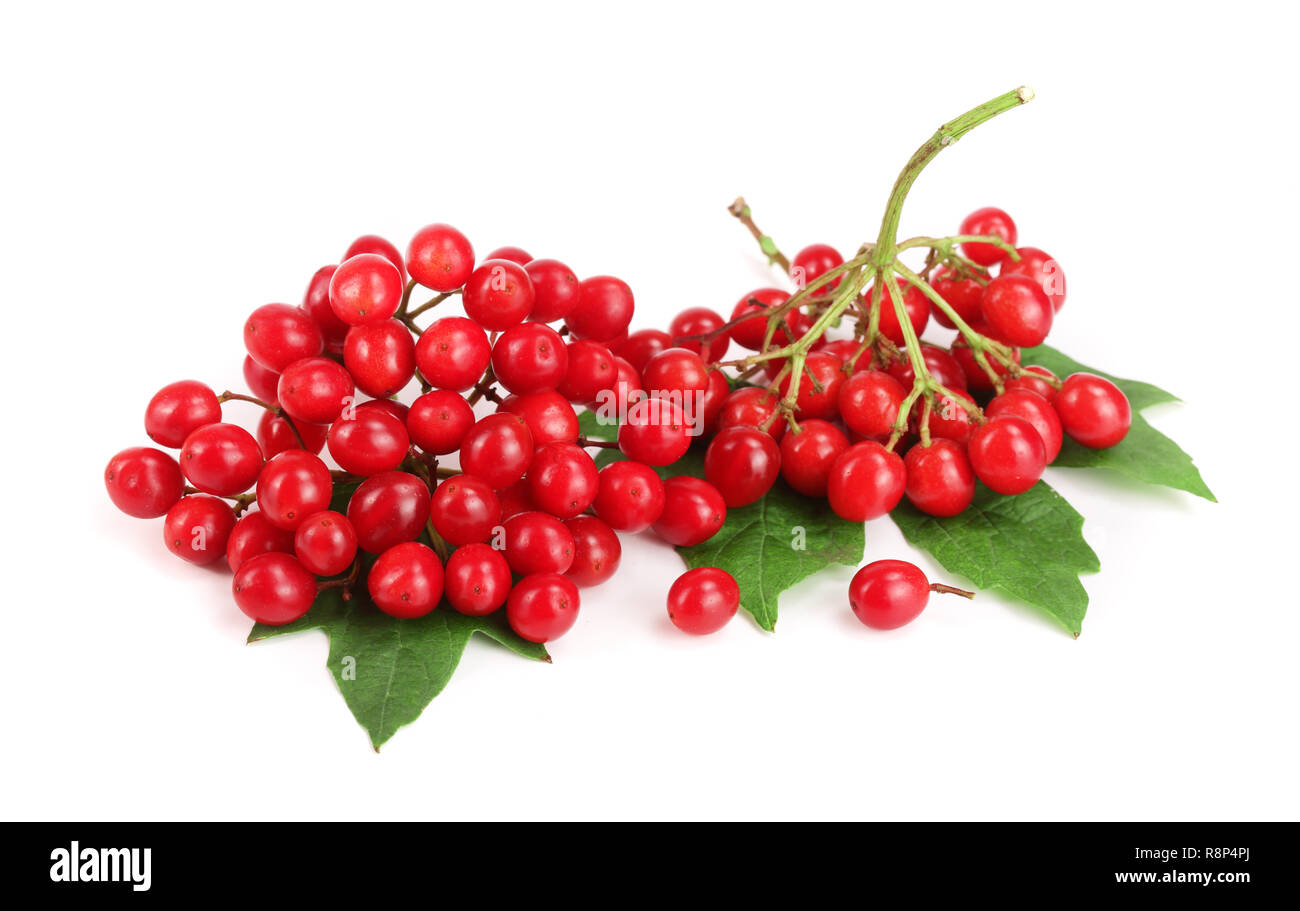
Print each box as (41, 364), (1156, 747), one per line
(929, 267), (985, 329)
(360, 399), (409, 425)
(968, 416), (1047, 495)
(1055, 373), (1131, 449)
(820, 338), (867, 367)
(329, 253), (404, 326)
(951, 337), (1019, 393)
(429, 475), (502, 546)
(105, 446), (185, 518)
(888, 346), (968, 393)
(180, 423), (263, 496)
(597, 356), (642, 417)
(903, 440), (976, 516)
(716, 386), (785, 441)
(524, 258), (580, 323)
(496, 477), (536, 521)
(346, 471), (431, 554)
(244, 303), (325, 373)
(849, 560), (929, 630)
(986, 389), (1063, 463)
(496, 391), (579, 446)
(407, 390), (475, 455)
(592, 460), (665, 532)
(302, 265), (348, 347)
(343, 319), (416, 398)
(293, 510), (357, 577)
(566, 276), (634, 342)
(415, 316), (491, 392)
(667, 567), (739, 635)
(484, 245), (531, 266)
(527, 443), (599, 519)
(642, 347), (710, 402)
(277, 357), (355, 425)
(1004, 365), (1059, 403)
(776, 351), (845, 421)
(839, 370), (905, 441)
(959, 207), (1018, 266)
(145, 380), (222, 448)
(502, 511), (575, 575)
(226, 511), (295, 574)
(344, 234), (405, 279)
(728, 288), (796, 350)
(617, 329), (673, 374)
(652, 477), (726, 546)
(368, 542), (443, 619)
(669, 307), (729, 363)
(827, 441), (906, 521)
(865, 283), (930, 346)
(243, 355), (281, 405)
(256, 450), (332, 531)
(704, 426), (781, 507)
(980, 274), (1053, 348)
(779, 419), (849, 497)
(233, 552), (317, 625)
(618, 397), (692, 465)
(792, 243), (844, 293)
(491, 322), (568, 394)
(919, 388), (977, 445)
(1000, 247), (1065, 311)
(407, 223), (474, 292)
(459, 413), (534, 489)
(564, 515), (621, 587)
(444, 543), (512, 616)
(507, 573), (580, 643)
(556, 340), (616, 403)
(328, 408), (410, 476)
(256, 410), (328, 458)
(697, 369), (730, 436)
(463, 259), (535, 331)
(164, 495), (237, 565)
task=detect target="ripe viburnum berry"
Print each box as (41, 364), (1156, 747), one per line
(667, 568), (739, 635)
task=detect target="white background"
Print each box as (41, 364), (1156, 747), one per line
(2, 1), (1297, 821)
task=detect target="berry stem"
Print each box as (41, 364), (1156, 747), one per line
(217, 390), (306, 449)
(727, 196), (791, 274)
(465, 367), (500, 405)
(930, 582), (976, 599)
(317, 558), (362, 601)
(577, 436), (620, 449)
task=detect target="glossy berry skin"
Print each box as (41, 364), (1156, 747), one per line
(1055, 373), (1131, 449)
(888, 346), (968, 393)
(276, 357), (355, 425)
(652, 477), (726, 547)
(507, 573), (580, 643)
(986, 389), (1063, 463)
(968, 416), (1047, 495)
(792, 243), (844, 292)
(618, 398), (691, 465)
(407, 223), (474, 292)
(496, 477), (536, 521)
(642, 347), (710, 406)
(705, 426), (781, 508)
(827, 442), (906, 521)
(527, 443), (599, 519)
(164, 495), (236, 565)
(1004, 365), (1059, 403)
(820, 338), (866, 366)
(839, 370), (905, 441)
(463, 259), (535, 331)
(669, 307), (729, 363)
(780, 419), (849, 497)
(919, 388), (977, 445)
(981, 274), (1054, 348)
(226, 511), (295, 574)
(717, 387), (785, 442)
(951, 337), (1020, 393)
(233, 553), (318, 625)
(491, 322), (568, 394)
(502, 511), (575, 575)
(849, 560), (929, 630)
(255, 450), (332, 531)
(429, 476), (502, 546)
(407, 390), (475, 455)
(244, 303), (325, 373)
(256, 410), (328, 458)
(866, 283), (930, 347)
(903, 440), (976, 517)
(929, 267), (985, 329)
(444, 543), (512, 616)
(243, 355), (282, 405)
(1000, 247), (1066, 311)
(592, 460), (665, 532)
(617, 329), (673, 374)
(328, 408), (410, 476)
(777, 351), (845, 421)
(556, 340), (616, 403)
(415, 316), (491, 392)
(696, 369), (730, 436)
(302, 264), (348, 347)
(293, 510), (357, 577)
(959, 207), (1018, 266)
(524, 258), (580, 322)
(368, 542), (443, 619)
(497, 391), (579, 446)
(599, 356), (642, 417)
(459, 413), (534, 489)
(566, 276), (634, 342)
(485, 245), (532, 266)
(346, 471), (431, 554)
(145, 380), (222, 448)
(345, 234), (404, 277)
(667, 567), (739, 635)
(343, 319), (416, 398)
(105, 446), (186, 518)
(564, 516), (621, 587)
(362, 399), (409, 425)
(729, 288), (796, 350)
(180, 423), (263, 496)
(329, 253), (404, 326)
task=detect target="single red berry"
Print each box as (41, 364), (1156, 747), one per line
(368, 541), (443, 619)
(566, 276), (634, 342)
(444, 543), (512, 616)
(849, 560), (929, 630)
(164, 495), (237, 565)
(346, 471), (431, 554)
(728, 288), (798, 350)
(277, 357), (355, 425)
(820, 338), (868, 367)
(415, 316), (491, 392)
(407, 223), (474, 292)
(652, 477), (726, 547)
(105, 446), (186, 518)
(596, 356), (642, 417)
(564, 515), (621, 587)
(360, 399), (409, 425)
(243, 355), (281, 405)
(329, 253), (404, 326)
(463, 259), (535, 331)
(293, 510), (357, 577)
(145, 380), (222, 449)
(827, 441), (906, 521)
(491, 322), (568, 395)
(999, 247), (1066, 311)
(592, 460), (665, 532)
(865, 283), (930, 347)
(459, 413), (534, 488)
(642, 347), (710, 404)
(344, 234), (405, 279)
(903, 440), (976, 516)
(888, 345), (968, 393)
(429, 475), (502, 546)
(328, 408), (409, 476)
(839, 370), (905, 441)
(496, 477), (536, 521)
(1004, 365), (1059, 403)
(780, 419), (850, 497)
(696, 369), (731, 436)
(556, 340), (616, 403)
(255, 450), (332, 531)
(667, 567), (739, 635)
(524, 258), (580, 322)
(180, 422), (263, 496)
(951, 336), (1020, 393)
(968, 416), (1047, 495)
(792, 243), (844, 293)
(226, 511), (295, 574)
(232, 552), (318, 625)
(484, 245), (532, 266)
(343, 319), (416, 398)
(496, 391), (579, 446)
(407, 390), (475, 455)
(918, 388), (978, 445)
(716, 386), (785, 441)
(705, 426), (781, 507)
(502, 511), (575, 575)
(244, 303), (325, 373)
(959, 207), (1018, 266)
(302, 265), (348, 347)
(256, 410), (328, 458)
(986, 389), (1063, 463)
(777, 351), (846, 421)
(1055, 373), (1131, 449)
(527, 443), (599, 519)
(980, 274), (1053, 348)
(929, 267), (985, 329)
(618, 397), (692, 465)
(617, 329), (673, 374)
(507, 573), (580, 643)
(669, 307), (729, 363)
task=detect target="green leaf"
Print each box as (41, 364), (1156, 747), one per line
(1021, 344), (1215, 501)
(891, 481), (1099, 637)
(248, 589), (549, 751)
